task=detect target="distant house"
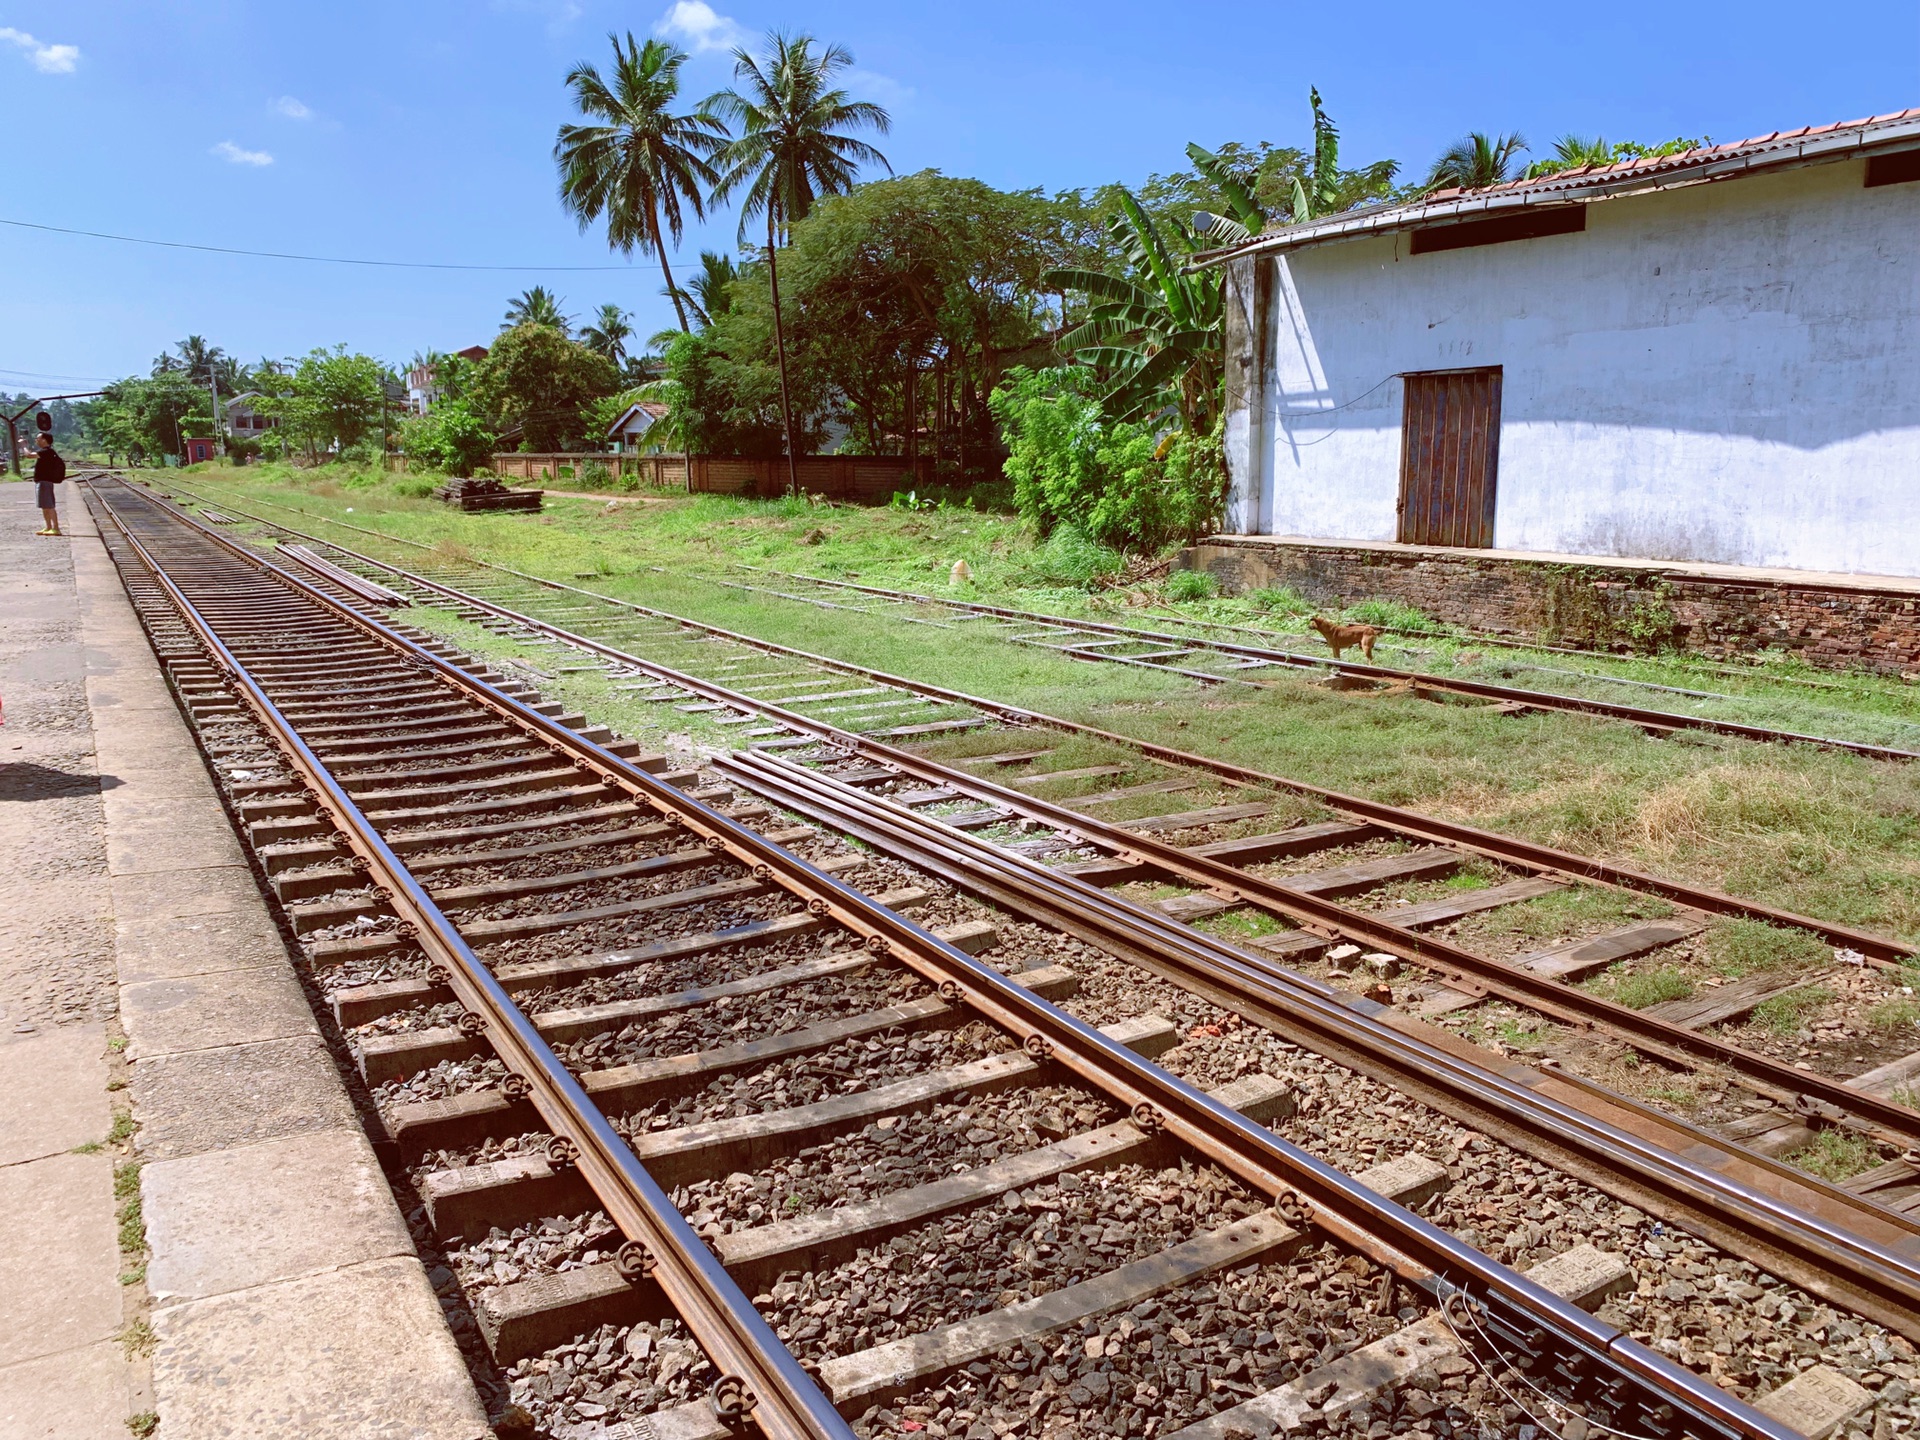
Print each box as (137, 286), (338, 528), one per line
(223, 393), (276, 434)
(605, 401), (670, 454)
(182, 436), (216, 465)
(407, 344), (489, 415)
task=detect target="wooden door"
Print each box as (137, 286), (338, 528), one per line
(1397, 367), (1502, 548)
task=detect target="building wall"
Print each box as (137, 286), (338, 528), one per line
(1228, 159), (1920, 576)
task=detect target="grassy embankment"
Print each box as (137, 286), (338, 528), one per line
(159, 461), (1920, 972)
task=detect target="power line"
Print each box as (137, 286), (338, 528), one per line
(0, 366), (118, 384)
(0, 216), (642, 272)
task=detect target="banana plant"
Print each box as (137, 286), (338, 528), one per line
(1045, 189), (1222, 433)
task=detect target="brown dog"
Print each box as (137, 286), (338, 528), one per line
(1309, 615), (1381, 662)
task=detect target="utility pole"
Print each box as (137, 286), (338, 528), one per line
(208, 371), (224, 457)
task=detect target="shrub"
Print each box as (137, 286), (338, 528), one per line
(398, 400), (497, 478)
(1034, 524), (1124, 588)
(990, 366), (1226, 552)
(393, 477), (437, 499)
(1167, 569), (1217, 602)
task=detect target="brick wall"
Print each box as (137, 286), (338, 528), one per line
(1183, 538), (1920, 679)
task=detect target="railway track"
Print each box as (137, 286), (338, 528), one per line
(80, 473), (1920, 1438)
(718, 567), (1920, 763)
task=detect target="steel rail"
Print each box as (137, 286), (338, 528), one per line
(719, 748), (1920, 1350)
(129, 482), (1920, 964)
(94, 483), (1791, 1440)
(763, 727), (1920, 1149)
(730, 567), (1920, 761)
(91, 488), (856, 1440)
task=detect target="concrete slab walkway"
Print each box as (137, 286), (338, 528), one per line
(1, 478), (492, 1438)
(0, 480), (141, 1436)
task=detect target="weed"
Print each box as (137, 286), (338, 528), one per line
(1786, 1128), (1881, 1182)
(107, 1112), (136, 1144)
(119, 1320), (155, 1358)
(107, 1036), (127, 1053)
(1443, 871), (1493, 892)
(1869, 997), (1920, 1030)
(1751, 985), (1832, 1035)
(1705, 919), (1829, 977)
(118, 1192), (145, 1254)
(1605, 967), (1694, 1009)
(126, 1410), (159, 1437)
(1646, 1083), (1701, 1110)
(71, 1139), (104, 1155)
(1167, 570), (1217, 602)
(1034, 524), (1124, 588)
(1493, 1018), (1546, 1049)
(1346, 598), (1440, 633)
(1244, 585), (1311, 616)
(113, 1160), (142, 1199)
(1201, 909), (1285, 939)
(119, 1263), (147, 1287)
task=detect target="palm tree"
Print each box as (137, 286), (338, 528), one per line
(1525, 134), (1615, 179)
(1190, 89), (1399, 245)
(1424, 132), (1529, 192)
(671, 250), (738, 330)
(503, 286), (572, 333)
(173, 335), (227, 386)
(555, 34), (722, 334)
(580, 303), (635, 366)
(705, 31), (891, 490)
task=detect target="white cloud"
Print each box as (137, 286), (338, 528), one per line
(273, 95), (312, 120)
(846, 68), (914, 108)
(656, 1), (745, 53)
(212, 141), (274, 167)
(0, 27), (79, 74)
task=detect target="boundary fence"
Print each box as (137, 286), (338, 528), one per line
(488, 452), (937, 502)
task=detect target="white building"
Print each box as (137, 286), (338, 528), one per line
(605, 401), (669, 453)
(406, 345), (488, 416)
(222, 392), (276, 434)
(1212, 110), (1920, 578)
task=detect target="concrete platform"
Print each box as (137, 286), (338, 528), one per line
(0, 482), (490, 1439)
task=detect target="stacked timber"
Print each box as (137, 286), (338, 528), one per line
(433, 477), (543, 512)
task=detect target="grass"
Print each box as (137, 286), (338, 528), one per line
(1703, 918), (1832, 976)
(157, 462), (1920, 946)
(1870, 997), (1920, 1031)
(1600, 967), (1695, 1010)
(1750, 985), (1833, 1035)
(115, 1161), (145, 1256)
(126, 1412), (159, 1438)
(1785, 1128), (1882, 1182)
(118, 1320), (155, 1359)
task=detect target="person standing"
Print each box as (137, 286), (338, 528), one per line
(32, 433), (65, 536)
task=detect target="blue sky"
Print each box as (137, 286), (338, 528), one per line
(3, 1), (1913, 391)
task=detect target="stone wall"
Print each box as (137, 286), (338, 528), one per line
(1183, 537), (1920, 679)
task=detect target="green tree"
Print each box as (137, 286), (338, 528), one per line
(555, 33), (723, 333)
(1424, 132), (1529, 191)
(89, 373), (209, 463)
(1525, 133), (1709, 178)
(399, 399), (497, 476)
(254, 347), (389, 460)
(705, 30), (892, 488)
(470, 323), (619, 451)
(503, 286), (572, 334)
(1047, 190), (1223, 433)
(580, 303), (634, 366)
(764, 172), (1076, 462)
(678, 251), (738, 329)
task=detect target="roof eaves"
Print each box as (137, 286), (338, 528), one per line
(1196, 110), (1920, 267)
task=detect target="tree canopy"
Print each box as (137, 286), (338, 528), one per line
(470, 323), (620, 451)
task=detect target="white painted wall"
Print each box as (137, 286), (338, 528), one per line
(1235, 159), (1920, 576)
